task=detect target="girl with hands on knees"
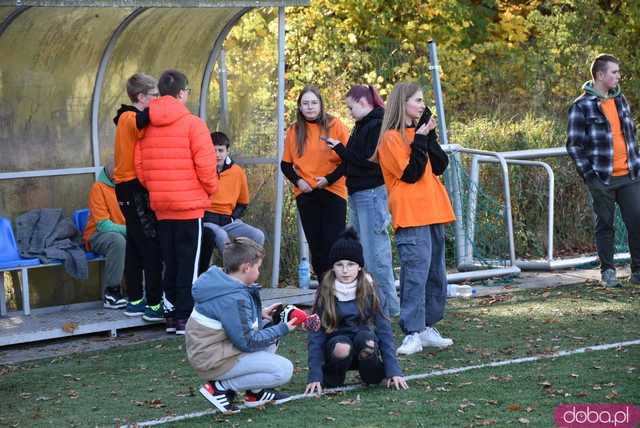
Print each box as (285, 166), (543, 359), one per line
(305, 227), (408, 396)
(280, 86), (350, 279)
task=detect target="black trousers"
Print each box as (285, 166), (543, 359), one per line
(323, 330), (385, 387)
(198, 226), (216, 276)
(115, 179), (163, 306)
(296, 189), (347, 278)
(586, 174), (640, 273)
(158, 219), (202, 320)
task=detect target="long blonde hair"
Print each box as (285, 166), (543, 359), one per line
(312, 269), (383, 334)
(370, 82), (421, 161)
(294, 85), (334, 157)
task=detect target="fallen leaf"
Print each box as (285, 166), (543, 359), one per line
(518, 417), (530, 424)
(569, 373), (579, 378)
(478, 419), (496, 426)
(606, 390), (619, 400)
(324, 416), (335, 422)
(526, 407), (534, 413)
(539, 381), (552, 388)
(62, 322), (79, 333)
(507, 404), (522, 412)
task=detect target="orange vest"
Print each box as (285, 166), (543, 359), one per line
(113, 111), (145, 184)
(378, 128), (455, 229)
(283, 118), (350, 200)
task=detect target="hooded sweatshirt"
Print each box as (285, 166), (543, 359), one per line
(185, 266), (289, 380)
(332, 106), (386, 194)
(134, 96), (218, 220)
(83, 168), (126, 249)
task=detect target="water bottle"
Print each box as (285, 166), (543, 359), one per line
(298, 257), (311, 289)
(447, 283), (475, 298)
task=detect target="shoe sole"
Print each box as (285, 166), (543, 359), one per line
(244, 399), (274, 408)
(175, 330), (185, 336)
(396, 346), (423, 356)
(165, 328), (176, 333)
(124, 312), (145, 317)
(199, 386), (239, 414)
(142, 316), (164, 322)
(422, 342), (453, 349)
(103, 303), (127, 309)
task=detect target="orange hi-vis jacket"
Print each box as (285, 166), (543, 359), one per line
(283, 118), (350, 200)
(378, 127), (455, 230)
(209, 163), (249, 216)
(134, 96), (218, 220)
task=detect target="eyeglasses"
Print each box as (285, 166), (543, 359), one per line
(147, 91), (160, 97)
(183, 87), (192, 95)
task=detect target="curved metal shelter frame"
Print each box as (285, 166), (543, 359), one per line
(0, 1), (308, 293)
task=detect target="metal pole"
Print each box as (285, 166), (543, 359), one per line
(427, 40), (448, 145)
(218, 48), (229, 132)
(199, 8), (251, 120)
(270, 6), (286, 288)
(428, 40), (465, 263)
(90, 7), (147, 179)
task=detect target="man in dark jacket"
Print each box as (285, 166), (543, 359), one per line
(566, 54), (640, 287)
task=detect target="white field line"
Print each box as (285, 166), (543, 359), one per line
(122, 338), (640, 427)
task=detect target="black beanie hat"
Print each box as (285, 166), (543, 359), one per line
(328, 227), (364, 267)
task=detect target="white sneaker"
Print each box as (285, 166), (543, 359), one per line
(419, 327), (453, 349)
(397, 333), (423, 355)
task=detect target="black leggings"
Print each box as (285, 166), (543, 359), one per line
(323, 330), (385, 387)
(296, 189), (346, 278)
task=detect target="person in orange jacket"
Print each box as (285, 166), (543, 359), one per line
(280, 86), (349, 280)
(83, 160), (131, 310)
(135, 69), (218, 334)
(375, 82), (455, 356)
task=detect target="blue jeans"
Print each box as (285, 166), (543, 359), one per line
(348, 186), (400, 316)
(395, 224), (447, 334)
(218, 344), (293, 392)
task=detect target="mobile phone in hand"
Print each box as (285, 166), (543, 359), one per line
(415, 106), (433, 130)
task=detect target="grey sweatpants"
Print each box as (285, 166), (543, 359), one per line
(395, 224), (447, 334)
(88, 231), (125, 292)
(218, 344), (293, 392)
(586, 173), (640, 273)
(204, 220), (265, 253)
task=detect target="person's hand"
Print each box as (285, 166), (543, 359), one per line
(416, 117), (436, 135)
(262, 303), (281, 321)
(315, 177), (329, 189)
(323, 137), (340, 149)
(297, 178), (313, 193)
(305, 382), (323, 395)
(385, 376), (409, 390)
(286, 318), (299, 331)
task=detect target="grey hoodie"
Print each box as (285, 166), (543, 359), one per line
(191, 266), (289, 352)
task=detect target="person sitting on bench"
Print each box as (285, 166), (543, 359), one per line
(198, 132), (265, 275)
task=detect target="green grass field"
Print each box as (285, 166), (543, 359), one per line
(1, 281), (638, 427)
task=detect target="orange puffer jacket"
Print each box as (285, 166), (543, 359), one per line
(135, 96), (218, 220)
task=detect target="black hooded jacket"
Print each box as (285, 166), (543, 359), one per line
(332, 107), (385, 194)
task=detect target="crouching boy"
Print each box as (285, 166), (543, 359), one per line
(185, 237), (297, 414)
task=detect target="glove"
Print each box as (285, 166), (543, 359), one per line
(272, 304), (321, 331)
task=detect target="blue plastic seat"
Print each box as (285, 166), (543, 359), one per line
(72, 208), (102, 260)
(0, 217), (40, 269)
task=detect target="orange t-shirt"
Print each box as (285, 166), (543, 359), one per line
(283, 118), (349, 200)
(378, 127), (455, 229)
(600, 99), (629, 176)
(113, 111), (145, 184)
(83, 181), (125, 250)
(208, 163), (249, 216)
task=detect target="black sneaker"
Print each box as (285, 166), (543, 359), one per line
(103, 289), (127, 309)
(165, 311), (176, 334)
(243, 389), (292, 407)
(175, 319), (187, 336)
(199, 382), (239, 414)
